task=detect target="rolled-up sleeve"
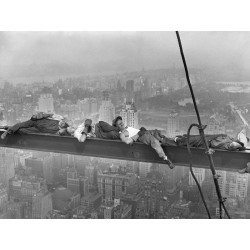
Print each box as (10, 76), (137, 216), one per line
(74, 124), (84, 141)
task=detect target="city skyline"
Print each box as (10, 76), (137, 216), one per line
(1, 31), (250, 220)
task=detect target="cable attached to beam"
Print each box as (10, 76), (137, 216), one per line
(187, 123), (211, 218)
(175, 31), (231, 219)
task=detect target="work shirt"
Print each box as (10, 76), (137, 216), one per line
(120, 126), (140, 139)
(74, 123), (96, 141)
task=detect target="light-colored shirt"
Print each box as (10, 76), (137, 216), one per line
(74, 123), (96, 141)
(121, 126), (140, 138)
(48, 114), (64, 121)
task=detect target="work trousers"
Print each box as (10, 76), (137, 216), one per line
(137, 130), (167, 159)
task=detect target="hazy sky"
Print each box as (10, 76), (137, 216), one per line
(1, 31), (250, 80)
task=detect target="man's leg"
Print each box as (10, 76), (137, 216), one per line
(138, 131), (175, 169)
(17, 127), (41, 134)
(147, 129), (177, 146)
(1, 120), (36, 139)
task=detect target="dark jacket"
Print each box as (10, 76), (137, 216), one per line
(95, 121), (120, 140)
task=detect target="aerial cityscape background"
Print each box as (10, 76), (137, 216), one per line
(0, 31), (250, 219)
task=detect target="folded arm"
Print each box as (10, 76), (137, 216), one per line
(120, 132), (139, 145)
(74, 124), (87, 142)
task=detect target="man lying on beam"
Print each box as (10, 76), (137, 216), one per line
(0, 112), (71, 139)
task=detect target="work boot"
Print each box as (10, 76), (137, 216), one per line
(82, 119), (92, 134)
(163, 156), (175, 169)
(1, 130), (9, 140)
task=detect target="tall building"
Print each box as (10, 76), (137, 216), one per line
(6, 201), (25, 219)
(160, 164), (184, 194)
(25, 156), (53, 184)
(100, 204), (114, 219)
(67, 170), (80, 194)
(25, 157), (44, 178)
(210, 171), (248, 199)
(80, 192), (102, 211)
(98, 171), (138, 202)
(166, 112), (181, 137)
(0, 187), (8, 209)
(32, 191), (53, 219)
(126, 80), (135, 102)
(85, 165), (97, 191)
(206, 117), (226, 135)
(98, 91), (115, 124)
(120, 100), (139, 128)
(114, 202), (132, 219)
(80, 177), (89, 197)
(189, 168), (205, 186)
(38, 88), (54, 113)
(225, 172), (248, 198)
(77, 98), (98, 116)
(9, 175), (47, 203)
(0, 148), (15, 189)
(143, 168), (167, 217)
(139, 162), (152, 182)
(141, 77), (153, 99)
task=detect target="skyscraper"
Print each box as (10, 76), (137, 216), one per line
(25, 156), (53, 184)
(189, 168), (205, 186)
(0, 187), (8, 210)
(98, 171), (138, 202)
(120, 100), (139, 128)
(139, 162), (152, 182)
(166, 112), (181, 137)
(9, 175), (47, 203)
(67, 170), (80, 194)
(143, 168), (167, 217)
(80, 177), (89, 197)
(0, 148), (15, 189)
(98, 91), (115, 124)
(32, 191), (53, 219)
(38, 88), (54, 113)
(126, 80), (135, 102)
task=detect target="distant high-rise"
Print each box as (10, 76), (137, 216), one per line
(120, 100), (139, 128)
(38, 88), (54, 113)
(206, 116), (226, 135)
(80, 177), (89, 197)
(141, 77), (153, 99)
(143, 168), (167, 217)
(225, 172), (248, 198)
(139, 162), (152, 182)
(67, 170), (80, 194)
(126, 80), (135, 102)
(25, 156), (53, 184)
(0, 187), (8, 209)
(32, 191), (53, 219)
(0, 148), (15, 190)
(77, 98), (98, 116)
(166, 112), (181, 137)
(98, 91), (115, 124)
(9, 175), (47, 203)
(209, 171), (248, 199)
(98, 171), (138, 202)
(189, 168), (205, 186)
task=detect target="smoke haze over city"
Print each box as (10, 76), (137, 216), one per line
(1, 31), (250, 81)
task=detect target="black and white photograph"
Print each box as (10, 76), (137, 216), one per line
(0, 0), (249, 249)
(1, 30), (250, 220)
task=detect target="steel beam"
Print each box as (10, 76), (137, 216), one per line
(0, 131), (249, 171)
